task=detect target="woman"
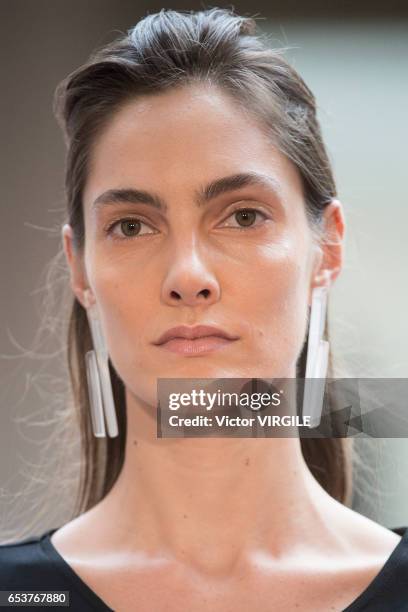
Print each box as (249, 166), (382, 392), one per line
(1, 7), (407, 611)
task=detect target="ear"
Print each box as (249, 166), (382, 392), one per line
(62, 224), (94, 309)
(311, 199), (345, 291)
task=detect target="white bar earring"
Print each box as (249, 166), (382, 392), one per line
(85, 348), (106, 437)
(302, 285), (330, 428)
(84, 297), (119, 438)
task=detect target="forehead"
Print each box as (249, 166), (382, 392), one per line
(83, 83), (304, 206)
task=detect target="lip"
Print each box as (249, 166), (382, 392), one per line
(153, 324), (239, 346)
(153, 325), (239, 356)
(156, 335), (237, 356)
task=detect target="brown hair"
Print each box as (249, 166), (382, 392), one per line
(53, 7), (352, 515)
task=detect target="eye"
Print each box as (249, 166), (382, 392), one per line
(220, 207), (269, 229)
(106, 217), (156, 239)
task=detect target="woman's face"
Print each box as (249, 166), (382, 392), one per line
(65, 84), (333, 408)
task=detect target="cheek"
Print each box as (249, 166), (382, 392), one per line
(245, 239), (309, 365)
(86, 253), (155, 375)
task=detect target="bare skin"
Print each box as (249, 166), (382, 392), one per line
(58, 83), (401, 611)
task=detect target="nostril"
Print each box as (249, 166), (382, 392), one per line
(199, 289), (210, 299)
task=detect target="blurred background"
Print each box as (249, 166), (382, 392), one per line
(1, 0), (407, 539)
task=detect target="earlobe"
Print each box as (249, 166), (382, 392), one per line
(61, 223), (92, 309)
(313, 268), (332, 288)
(308, 244), (327, 303)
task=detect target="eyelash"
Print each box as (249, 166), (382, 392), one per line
(105, 207), (270, 240)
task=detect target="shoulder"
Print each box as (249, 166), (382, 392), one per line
(384, 525), (408, 578)
(0, 529), (112, 611)
(345, 526), (408, 611)
(0, 531), (55, 589)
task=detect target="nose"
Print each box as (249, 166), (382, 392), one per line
(161, 241), (221, 308)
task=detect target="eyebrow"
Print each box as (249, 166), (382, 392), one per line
(92, 171), (283, 213)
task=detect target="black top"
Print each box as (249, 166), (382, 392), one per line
(0, 526), (407, 611)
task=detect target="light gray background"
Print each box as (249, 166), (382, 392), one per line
(1, 1), (407, 538)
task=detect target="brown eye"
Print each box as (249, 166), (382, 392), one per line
(221, 207), (268, 230)
(235, 209), (257, 227)
(121, 219), (141, 236)
(106, 217), (156, 239)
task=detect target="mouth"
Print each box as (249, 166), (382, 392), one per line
(156, 335), (238, 356)
(152, 324), (240, 356)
